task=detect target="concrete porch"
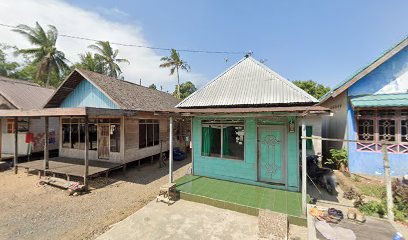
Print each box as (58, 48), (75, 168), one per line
(175, 175), (305, 226)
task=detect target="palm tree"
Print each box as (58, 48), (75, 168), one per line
(76, 52), (104, 74)
(88, 41), (129, 78)
(13, 22), (69, 87)
(159, 49), (190, 99)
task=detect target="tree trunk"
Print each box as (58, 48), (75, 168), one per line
(176, 66), (180, 99)
(45, 66), (51, 88)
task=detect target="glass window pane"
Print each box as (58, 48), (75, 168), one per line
(62, 118), (70, 124)
(378, 110), (396, 117)
(139, 123), (146, 148)
(147, 124), (154, 146)
(110, 124), (120, 152)
(154, 123), (160, 145)
(79, 124), (85, 150)
(89, 124), (97, 150)
(401, 120), (408, 143)
(202, 126), (221, 157)
(222, 126), (245, 160)
(71, 124), (79, 149)
(379, 119), (395, 141)
(357, 119), (374, 141)
(62, 124), (71, 148)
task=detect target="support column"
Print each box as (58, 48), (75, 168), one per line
(382, 143), (394, 221)
(169, 116), (173, 183)
(84, 116), (89, 188)
(44, 116), (49, 170)
(13, 117), (18, 174)
(301, 119), (307, 214)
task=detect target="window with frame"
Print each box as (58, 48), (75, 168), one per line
(201, 119), (245, 160)
(6, 119), (15, 133)
(139, 119), (160, 149)
(356, 109), (408, 153)
(62, 118), (121, 151)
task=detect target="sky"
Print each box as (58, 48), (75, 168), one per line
(0, 0), (407, 92)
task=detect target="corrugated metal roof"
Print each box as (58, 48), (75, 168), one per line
(351, 93), (408, 108)
(169, 105), (329, 113)
(45, 69), (180, 111)
(0, 76), (54, 110)
(177, 56), (317, 108)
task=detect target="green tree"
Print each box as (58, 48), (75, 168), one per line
(148, 83), (157, 89)
(75, 52), (104, 74)
(0, 45), (20, 78)
(13, 22), (70, 87)
(292, 80), (331, 99)
(88, 41), (129, 78)
(159, 49), (190, 99)
(173, 81), (197, 100)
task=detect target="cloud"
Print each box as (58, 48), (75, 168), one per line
(0, 0), (206, 92)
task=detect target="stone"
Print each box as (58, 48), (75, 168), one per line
(258, 209), (288, 239)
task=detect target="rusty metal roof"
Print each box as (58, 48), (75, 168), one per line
(0, 76), (54, 110)
(177, 56), (318, 108)
(44, 69), (180, 111)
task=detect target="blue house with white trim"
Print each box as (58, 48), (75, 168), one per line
(320, 37), (408, 176)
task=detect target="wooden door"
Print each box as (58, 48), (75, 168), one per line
(257, 126), (286, 184)
(98, 124), (110, 159)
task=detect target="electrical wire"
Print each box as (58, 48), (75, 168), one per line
(0, 23), (247, 55)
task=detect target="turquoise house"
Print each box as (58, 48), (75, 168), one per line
(320, 37), (408, 176)
(176, 57), (329, 192)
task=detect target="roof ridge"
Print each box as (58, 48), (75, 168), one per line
(246, 57), (318, 102)
(176, 57), (248, 107)
(0, 76), (42, 87)
(77, 68), (175, 97)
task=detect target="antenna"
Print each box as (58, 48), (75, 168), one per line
(139, 78), (141, 86)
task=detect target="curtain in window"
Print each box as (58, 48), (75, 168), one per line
(306, 126), (313, 150)
(222, 127), (229, 155)
(202, 127), (211, 156)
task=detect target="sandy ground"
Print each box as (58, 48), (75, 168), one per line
(0, 159), (191, 240)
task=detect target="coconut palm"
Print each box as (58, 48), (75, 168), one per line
(76, 52), (105, 74)
(88, 41), (129, 78)
(159, 49), (190, 99)
(13, 22), (69, 87)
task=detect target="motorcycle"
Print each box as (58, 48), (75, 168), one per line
(307, 155), (337, 195)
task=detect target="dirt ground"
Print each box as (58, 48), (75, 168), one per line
(0, 159), (191, 240)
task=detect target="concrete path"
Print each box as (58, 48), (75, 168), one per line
(97, 199), (259, 240)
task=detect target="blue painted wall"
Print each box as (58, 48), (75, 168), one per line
(349, 46), (408, 97)
(192, 116), (299, 192)
(60, 79), (119, 109)
(347, 46), (408, 176)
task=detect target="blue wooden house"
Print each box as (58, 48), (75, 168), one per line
(320, 37), (408, 176)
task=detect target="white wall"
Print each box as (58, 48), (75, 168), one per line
(320, 91), (348, 157)
(1, 117), (59, 155)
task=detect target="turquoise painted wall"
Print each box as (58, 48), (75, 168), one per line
(60, 79), (119, 109)
(192, 116), (299, 192)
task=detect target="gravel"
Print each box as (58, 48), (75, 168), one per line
(0, 159), (191, 240)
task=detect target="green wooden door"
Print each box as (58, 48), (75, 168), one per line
(258, 126), (286, 184)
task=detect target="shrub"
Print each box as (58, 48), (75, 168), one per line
(325, 149), (348, 170)
(358, 201), (385, 217)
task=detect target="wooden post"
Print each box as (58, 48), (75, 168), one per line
(301, 119), (307, 215)
(44, 116), (49, 170)
(191, 118), (194, 175)
(169, 116), (174, 183)
(382, 143), (394, 221)
(13, 117), (18, 174)
(84, 116), (89, 188)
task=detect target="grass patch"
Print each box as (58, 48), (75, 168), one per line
(349, 174), (385, 199)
